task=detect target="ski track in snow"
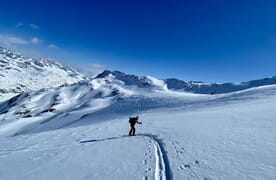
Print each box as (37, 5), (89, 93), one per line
(80, 133), (172, 180)
(140, 134), (172, 180)
(0, 134), (173, 180)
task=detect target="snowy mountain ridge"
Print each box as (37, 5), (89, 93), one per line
(0, 47), (86, 102)
(2, 46), (276, 103)
(96, 70), (276, 94)
(95, 70), (168, 90)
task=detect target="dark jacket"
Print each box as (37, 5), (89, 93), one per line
(129, 116), (141, 126)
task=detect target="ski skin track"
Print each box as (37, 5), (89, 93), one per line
(140, 134), (172, 180)
(153, 139), (166, 180)
(79, 133), (172, 180)
(1, 134), (172, 179)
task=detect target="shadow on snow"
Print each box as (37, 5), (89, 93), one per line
(79, 133), (173, 180)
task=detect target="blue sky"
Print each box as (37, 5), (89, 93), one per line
(0, 0), (276, 82)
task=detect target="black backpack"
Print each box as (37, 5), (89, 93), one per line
(129, 116), (138, 123)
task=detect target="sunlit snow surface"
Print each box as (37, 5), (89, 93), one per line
(0, 81), (276, 180)
(0, 47), (86, 102)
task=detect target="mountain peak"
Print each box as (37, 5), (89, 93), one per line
(0, 47), (86, 102)
(94, 70), (168, 90)
(2, 46), (276, 102)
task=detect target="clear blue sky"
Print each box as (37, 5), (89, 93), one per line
(0, 0), (276, 82)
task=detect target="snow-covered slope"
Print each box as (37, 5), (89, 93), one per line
(0, 76), (211, 137)
(1, 83), (276, 179)
(1, 47), (276, 179)
(0, 47), (86, 102)
(95, 70), (168, 90)
(2, 65), (276, 138)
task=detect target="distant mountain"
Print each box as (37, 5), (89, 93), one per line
(0, 47), (86, 102)
(1, 46), (276, 104)
(2, 68), (276, 137)
(95, 70), (167, 90)
(2, 47), (276, 137)
(96, 70), (276, 94)
(165, 77), (276, 94)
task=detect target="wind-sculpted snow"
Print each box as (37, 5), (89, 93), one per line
(1, 71), (276, 138)
(1, 85), (276, 180)
(1, 78), (276, 179)
(0, 77), (209, 137)
(0, 81), (115, 137)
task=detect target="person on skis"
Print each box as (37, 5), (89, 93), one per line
(128, 116), (142, 136)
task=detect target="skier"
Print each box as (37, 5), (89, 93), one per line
(128, 116), (142, 136)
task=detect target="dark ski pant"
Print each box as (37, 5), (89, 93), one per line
(129, 125), (136, 136)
